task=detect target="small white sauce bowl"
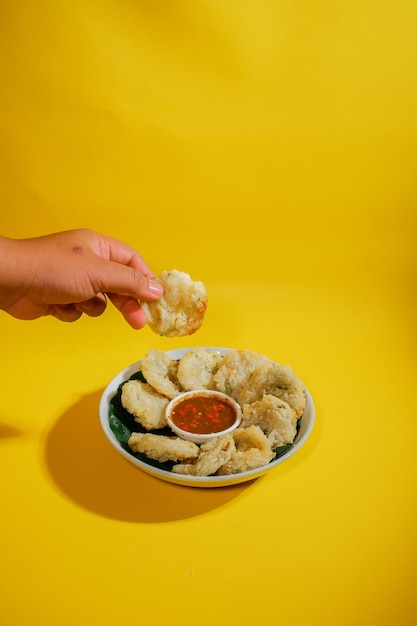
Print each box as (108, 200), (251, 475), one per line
(166, 389), (242, 444)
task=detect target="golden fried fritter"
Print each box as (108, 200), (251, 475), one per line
(140, 349), (181, 399)
(142, 270), (208, 338)
(121, 379), (169, 430)
(217, 425), (275, 475)
(172, 433), (235, 476)
(213, 349), (271, 401)
(128, 432), (199, 463)
(177, 347), (223, 391)
(238, 362), (306, 418)
(240, 395), (297, 447)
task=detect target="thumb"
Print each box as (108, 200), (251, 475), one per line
(94, 260), (163, 301)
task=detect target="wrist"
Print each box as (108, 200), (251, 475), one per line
(0, 237), (32, 310)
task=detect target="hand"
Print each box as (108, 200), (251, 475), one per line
(0, 229), (163, 328)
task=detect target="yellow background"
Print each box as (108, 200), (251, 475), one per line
(1, 1), (416, 624)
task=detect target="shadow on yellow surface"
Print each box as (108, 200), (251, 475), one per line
(43, 390), (253, 523)
(0, 422), (24, 439)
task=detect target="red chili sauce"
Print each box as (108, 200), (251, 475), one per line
(171, 394), (236, 434)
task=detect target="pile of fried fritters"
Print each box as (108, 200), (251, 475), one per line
(121, 347), (306, 476)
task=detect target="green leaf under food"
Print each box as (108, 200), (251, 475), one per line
(273, 444), (293, 459)
(108, 413), (132, 446)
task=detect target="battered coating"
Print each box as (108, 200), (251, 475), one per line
(120, 347), (305, 475)
(128, 432), (199, 463)
(172, 433), (235, 476)
(140, 349), (181, 399)
(238, 362), (306, 419)
(213, 349), (271, 401)
(240, 395), (297, 447)
(177, 347), (223, 391)
(121, 379), (169, 430)
(218, 425), (275, 475)
(142, 270), (208, 338)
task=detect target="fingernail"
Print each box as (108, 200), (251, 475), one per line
(148, 280), (163, 296)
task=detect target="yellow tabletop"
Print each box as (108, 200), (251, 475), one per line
(1, 2), (416, 624)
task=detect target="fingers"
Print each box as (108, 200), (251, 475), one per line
(97, 268), (162, 329)
(52, 296), (148, 328)
(107, 294), (148, 329)
(94, 262), (163, 302)
(74, 294), (107, 317)
(49, 295), (107, 322)
(49, 304), (83, 322)
(145, 277), (164, 299)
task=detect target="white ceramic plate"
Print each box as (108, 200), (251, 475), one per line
(99, 347), (315, 488)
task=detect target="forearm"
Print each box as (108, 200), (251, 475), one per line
(0, 237), (34, 310)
